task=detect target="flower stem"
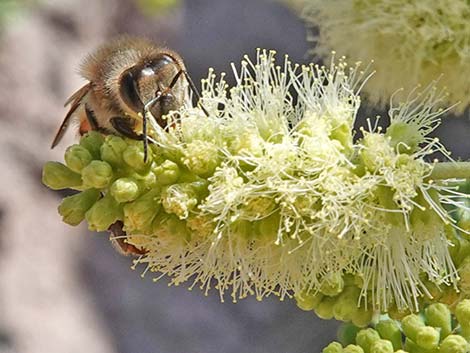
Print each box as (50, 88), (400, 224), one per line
(430, 162), (470, 180)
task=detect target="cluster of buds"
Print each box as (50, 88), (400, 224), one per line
(323, 300), (470, 353)
(43, 50), (470, 313)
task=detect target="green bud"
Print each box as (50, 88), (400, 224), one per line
(338, 322), (361, 346)
(315, 296), (336, 320)
(322, 342), (343, 353)
(320, 272), (345, 297)
(415, 326), (439, 350)
(58, 189), (101, 226)
(385, 121), (422, 154)
(123, 144), (152, 172)
(153, 160), (181, 185)
(343, 344), (364, 353)
(370, 339), (394, 353)
(403, 338), (419, 353)
(64, 145), (93, 173)
(295, 289), (323, 311)
(123, 188), (161, 234)
(131, 171), (157, 190)
(351, 307), (374, 328)
(355, 328), (380, 353)
(182, 140), (219, 177)
(424, 303), (452, 338)
(161, 183), (199, 219)
(375, 320), (402, 350)
(110, 178), (141, 203)
(457, 207), (470, 233)
(81, 160), (113, 188)
(100, 135), (128, 167)
(42, 161), (82, 190)
(333, 286), (361, 321)
(79, 131), (105, 159)
(455, 299), (470, 339)
(85, 194), (123, 231)
(401, 314), (425, 342)
(439, 335), (469, 353)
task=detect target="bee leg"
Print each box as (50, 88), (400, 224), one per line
(110, 116), (143, 140)
(182, 70), (210, 117)
(108, 221), (147, 256)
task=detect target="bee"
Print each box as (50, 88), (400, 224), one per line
(51, 35), (207, 159)
(51, 36), (208, 256)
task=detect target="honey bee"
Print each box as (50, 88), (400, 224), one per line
(51, 36), (208, 256)
(51, 35), (207, 159)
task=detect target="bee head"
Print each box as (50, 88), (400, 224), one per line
(118, 54), (186, 125)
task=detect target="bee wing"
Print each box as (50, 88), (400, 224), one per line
(51, 83), (92, 148)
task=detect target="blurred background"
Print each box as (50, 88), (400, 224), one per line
(0, 1), (468, 353)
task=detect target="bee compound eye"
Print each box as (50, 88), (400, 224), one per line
(118, 69), (144, 113)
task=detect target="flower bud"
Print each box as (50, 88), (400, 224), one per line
(424, 303), (452, 338)
(401, 314), (425, 342)
(85, 194), (123, 231)
(182, 140), (219, 177)
(64, 145), (93, 173)
(42, 161), (82, 190)
(338, 322), (361, 346)
(455, 299), (470, 339)
(81, 160), (113, 189)
(153, 160), (181, 185)
(315, 296), (336, 320)
(351, 307), (374, 328)
(295, 289), (323, 311)
(110, 178), (141, 203)
(79, 131), (104, 159)
(100, 135), (128, 167)
(320, 272), (345, 297)
(415, 326), (439, 350)
(333, 286), (360, 321)
(369, 339), (394, 353)
(58, 189), (101, 226)
(355, 328), (380, 353)
(123, 188), (161, 234)
(322, 342), (343, 353)
(123, 144), (152, 172)
(439, 335), (469, 353)
(343, 344), (364, 353)
(375, 320), (401, 350)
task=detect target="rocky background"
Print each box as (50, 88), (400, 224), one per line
(0, 1), (468, 353)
